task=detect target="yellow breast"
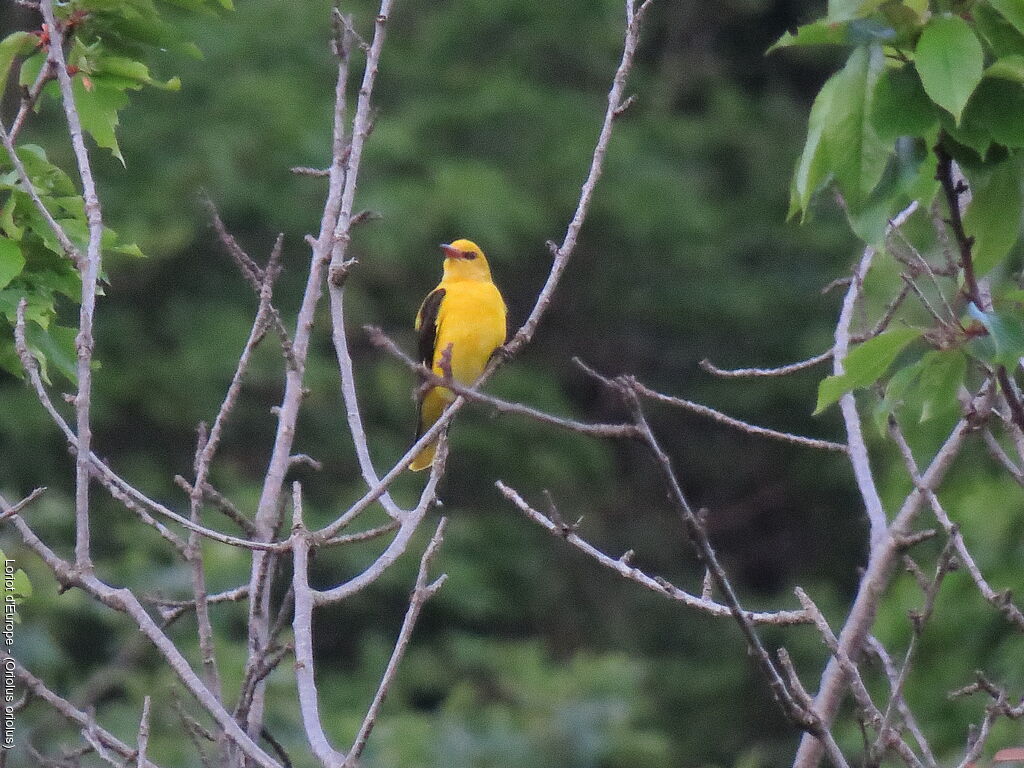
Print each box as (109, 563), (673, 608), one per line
(433, 279), (507, 384)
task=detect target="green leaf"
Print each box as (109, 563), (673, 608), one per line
(815, 327), (922, 413)
(917, 349), (966, 422)
(991, 0), (1024, 37)
(72, 76), (129, 163)
(985, 54), (1024, 83)
(915, 15), (984, 123)
(871, 64), (938, 140)
(823, 45), (891, 210)
(964, 161), (1022, 274)
(968, 303), (1024, 365)
(792, 73), (840, 218)
(874, 357), (924, 434)
(975, 3), (1024, 57)
(0, 31), (39, 97)
(768, 18), (896, 51)
(960, 78), (1024, 148)
(846, 136), (937, 244)
(24, 321), (78, 384)
(0, 238), (24, 290)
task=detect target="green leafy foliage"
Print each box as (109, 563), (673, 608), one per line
(968, 302), (1024, 366)
(964, 160), (1023, 274)
(915, 15), (984, 124)
(990, 0), (1024, 37)
(815, 327), (922, 413)
(0, 31), (38, 96)
(781, 2), (1024, 300)
(870, 65), (937, 140)
(0, 0), (224, 379)
(874, 349), (967, 432)
(824, 45), (890, 209)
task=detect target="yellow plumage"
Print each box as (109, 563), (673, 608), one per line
(410, 239), (507, 471)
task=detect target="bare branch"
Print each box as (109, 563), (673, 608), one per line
(41, 0), (106, 574)
(866, 637), (938, 768)
(291, 483), (346, 768)
(314, 439), (448, 606)
(13, 303), (271, 553)
(345, 518), (448, 765)
(505, 0), (654, 356)
(627, 375), (848, 453)
(792, 382), (994, 768)
(775, 649), (852, 768)
(137, 697), (153, 768)
(700, 350), (834, 378)
(368, 327), (642, 439)
(889, 419), (1024, 631)
(0, 119), (83, 267)
(0, 509), (283, 767)
(0, 486), (46, 521)
(497, 481), (810, 625)
(625, 391), (815, 729)
(1, 652), (162, 768)
(9, 51), (54, 143)
(835, 245), (890, 551)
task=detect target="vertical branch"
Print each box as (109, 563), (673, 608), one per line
(835, 245), (889, 550)
(190, 237), (282, 705)
(326, 0), (405, 521)
(291, 483), (345, 768)
(136, 696), (152, 768)
(40, 0), (103, 572)
(935, 143), (1024, 430)
(243, 5), (365, 734)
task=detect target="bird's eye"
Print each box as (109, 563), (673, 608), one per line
(462, 250), (477, 260)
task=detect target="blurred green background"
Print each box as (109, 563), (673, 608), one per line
(1, 0), (1023, 765)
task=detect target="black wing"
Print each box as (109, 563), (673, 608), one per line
(416, 288), (445, 368)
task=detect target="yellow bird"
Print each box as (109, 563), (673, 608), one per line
(410, 239), (507, 471)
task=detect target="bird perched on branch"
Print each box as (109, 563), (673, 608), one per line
(410, 239), (507, 471)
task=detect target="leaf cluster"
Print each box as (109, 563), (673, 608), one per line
(775, 1), (1024, 429)
(0, 0), (228, 381)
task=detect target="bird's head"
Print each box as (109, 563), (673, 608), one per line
(440, 238), (492, 281)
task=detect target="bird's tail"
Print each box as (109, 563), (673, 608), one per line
(410, 386), (449, 472)
(409, 440), (437, 472)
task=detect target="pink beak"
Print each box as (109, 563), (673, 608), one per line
(440, 243), (463, 259)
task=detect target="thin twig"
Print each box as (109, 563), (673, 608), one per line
(866, 637), (938, 767)
(628, 375), (848, 453)
(889, 419), (1024, 631)
(0, 511), (283, 768)
(13, 303), (266, 553)
(368, 328), (642, 439)
(314, 439), (448, 606)
(0, 486), (46, 521)
(1, 652), (162, 768)
(345, 518), (448, 766)
(700, 350), (834, 378)
(497, 481), (809, 625)
(0, 120), (83, 267)
(624, 389), (817, 730)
